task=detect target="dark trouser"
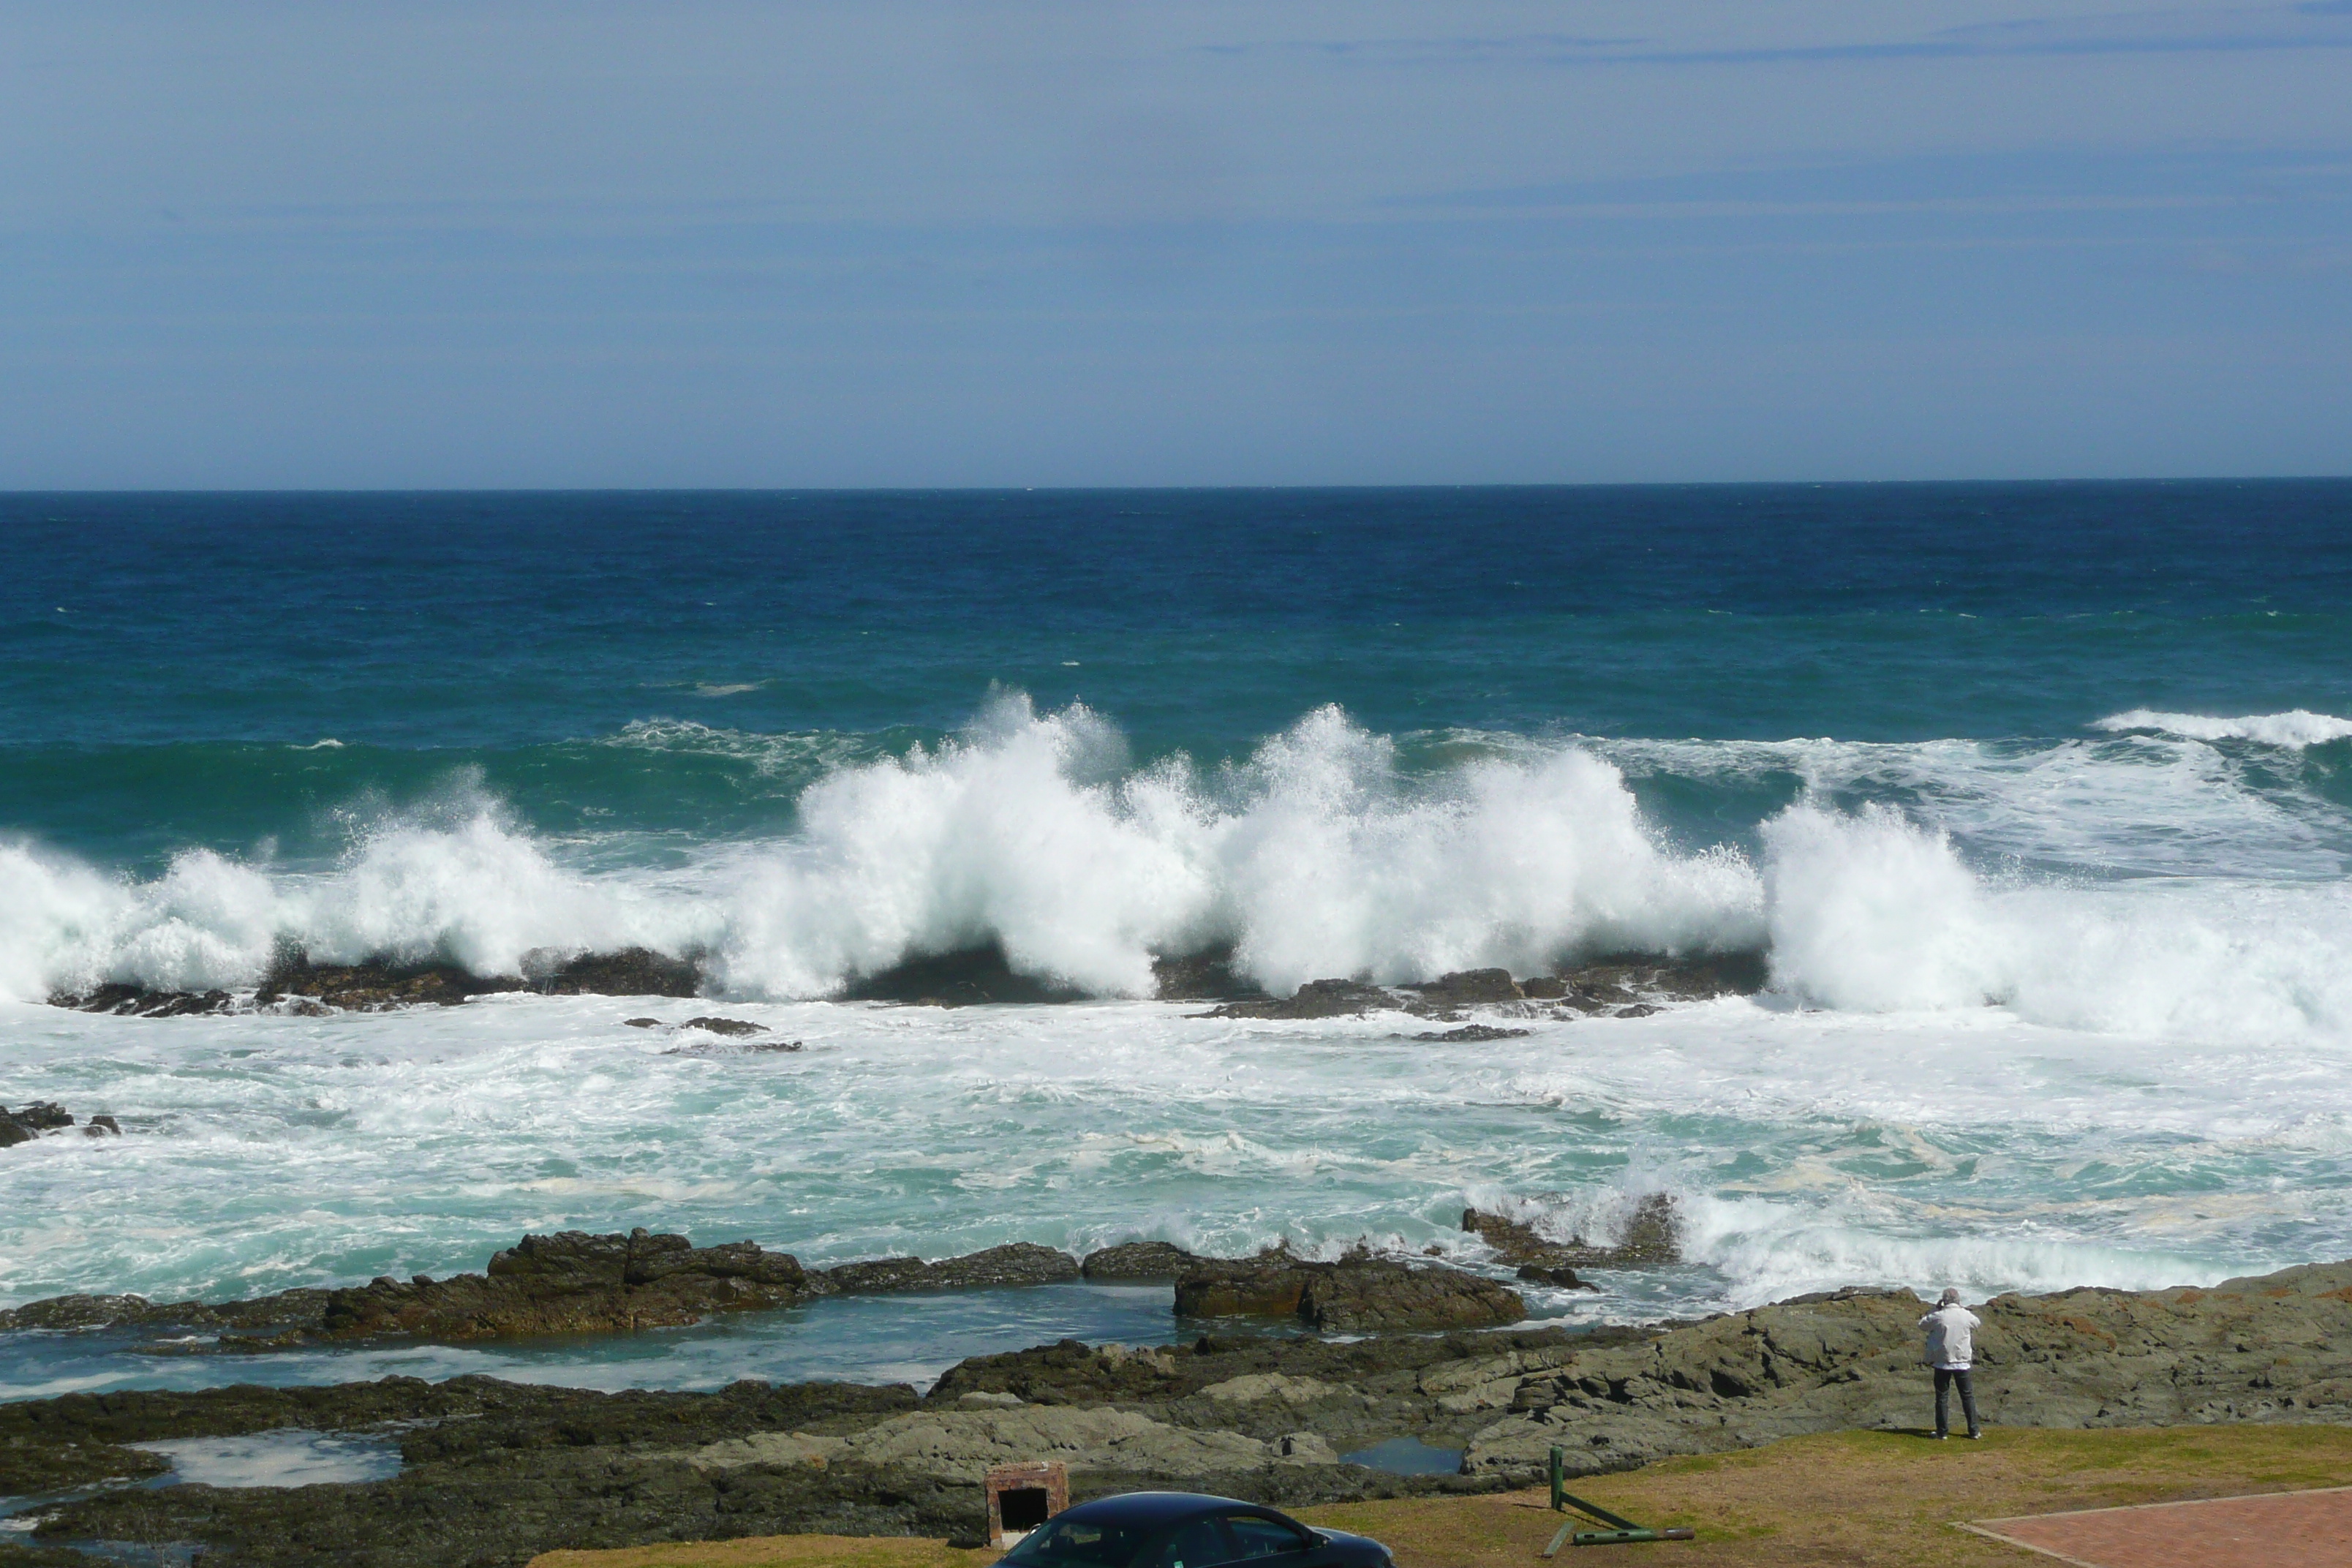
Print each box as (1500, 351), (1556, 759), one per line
(1934, 1367), (1980, 1436)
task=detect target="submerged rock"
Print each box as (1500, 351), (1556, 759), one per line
(679, 1016), (766, 1036)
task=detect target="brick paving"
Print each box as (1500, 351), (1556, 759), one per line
(1964, 1486), (2352, 1567)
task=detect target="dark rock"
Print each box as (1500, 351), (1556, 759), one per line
(529, 947), (704, 998)
(49, 983), (238, 1017)
(840, 943), (1090, 1006)
(813, 1243), (1082, 1296)
(1176, 1251), (1523, 1332)
(1520, 976), (1568, 1000)
(1515, 1264), (1599, 1291)
(84, 1115), (121, 1137)
(1466, 1257), (2352, 1481)
(1462, 1194), (1682, 1270)
(0, 1542), (101, 1567)
(1404, 969), (1523, 1006)
(0, 1436), (172, 1493)
(1082, 1241), (1204, 1281)
(256, 954), (522, 1011)
(1558, 951), (1768, 1003)
(1201, 978), (1400, 1020)
(679, 1016), (766, 1036)
(1150, 947), (1269, 1003)
(2, 1101), (86, 1148)
(623, 1017), (661, 1028)
(1414, 1025), (1530, 1043)
(662, 1039), (804, 1056)
(1297, 1262), (1525, 1333)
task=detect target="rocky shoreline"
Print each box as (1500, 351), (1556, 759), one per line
(6, 1256), (2351, 1567)
(0, 1203), (1681, 1346)
(44, 945), (1763, 1019)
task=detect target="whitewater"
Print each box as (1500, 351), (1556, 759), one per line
(6, 482), (2352, 1399)
(8, 698), (2352, 1395)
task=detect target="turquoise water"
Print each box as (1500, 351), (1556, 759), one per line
(4, 483), (2351, 1396)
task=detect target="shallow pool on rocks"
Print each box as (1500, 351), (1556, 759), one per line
(1341, 1436), (1466, 1475)
(130, 1430), (404, 1489)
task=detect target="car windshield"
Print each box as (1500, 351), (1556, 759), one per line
(999, 1516), (1155, 1568)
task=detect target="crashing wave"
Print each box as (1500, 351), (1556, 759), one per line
(2094, 708), (2352, 748)
(9, 698), (2352, 1042)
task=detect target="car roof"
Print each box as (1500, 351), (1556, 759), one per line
(1051, 1492), (1280, 1530)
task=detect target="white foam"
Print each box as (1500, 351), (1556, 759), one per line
(2095, 709), (2352, 748)
(7, 701), (2352, 1047)
(1758, 799), (2352, 1038)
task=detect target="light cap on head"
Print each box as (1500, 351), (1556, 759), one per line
(1939, 1287), (1962, 1305)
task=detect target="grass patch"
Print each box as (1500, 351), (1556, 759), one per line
(532, 1423), (2352, 1567)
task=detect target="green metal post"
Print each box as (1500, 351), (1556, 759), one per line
(1550, 1446), (1565, 1513)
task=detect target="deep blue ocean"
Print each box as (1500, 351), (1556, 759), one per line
(6, 483), (2348, 868)
(5, 481), (2352, 1401)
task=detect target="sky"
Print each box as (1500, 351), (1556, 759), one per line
(1, 1), (2348, 487)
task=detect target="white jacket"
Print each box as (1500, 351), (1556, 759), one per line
(1920, 1304), (1980, 1368)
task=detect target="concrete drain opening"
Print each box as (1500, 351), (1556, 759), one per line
(986, 1460), (1068, 1549)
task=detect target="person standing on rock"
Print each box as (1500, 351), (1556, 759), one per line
(1921, 1287), (1983, 1439)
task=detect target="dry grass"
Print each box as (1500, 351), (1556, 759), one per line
(529, 1537), (995, 1568)
(531, 1423), (2352, 1568)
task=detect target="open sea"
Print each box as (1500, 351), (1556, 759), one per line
(5, 483), (2352, 1400)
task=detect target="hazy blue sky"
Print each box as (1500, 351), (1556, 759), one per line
(3, 1), (2348, 486)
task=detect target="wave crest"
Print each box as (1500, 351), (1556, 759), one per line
(2095, 709), (2352, 747)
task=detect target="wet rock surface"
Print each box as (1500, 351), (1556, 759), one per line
(1201, 955), (1765, 1022)
(1413, 1025), (1529, 1043)
(47, 946), (711, 1018)
(1148, 948), (1267, 1003)
(1078, 1241), (1201, 1281)
(839, 943), (1088, 1006)
(677, 1017), (767, 1037)
(1462, 1259), (2352, 1481)
(1, 1104), (107, 1150)
(524, 947), (703, 998)
(809, 1244), (1081, 1296)
(15, 1260), (2352, 1564)
(1462, 1195), (1683, 1272)
(1172, 1251), (1526, 1332)
(0, 1236), (1100, 1343)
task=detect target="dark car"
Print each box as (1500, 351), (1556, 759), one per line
(996, 1491), (1395, 1568)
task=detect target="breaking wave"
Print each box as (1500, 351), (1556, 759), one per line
(7, 696), (2352, 1041)
(2095, 708), (2352, 748)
